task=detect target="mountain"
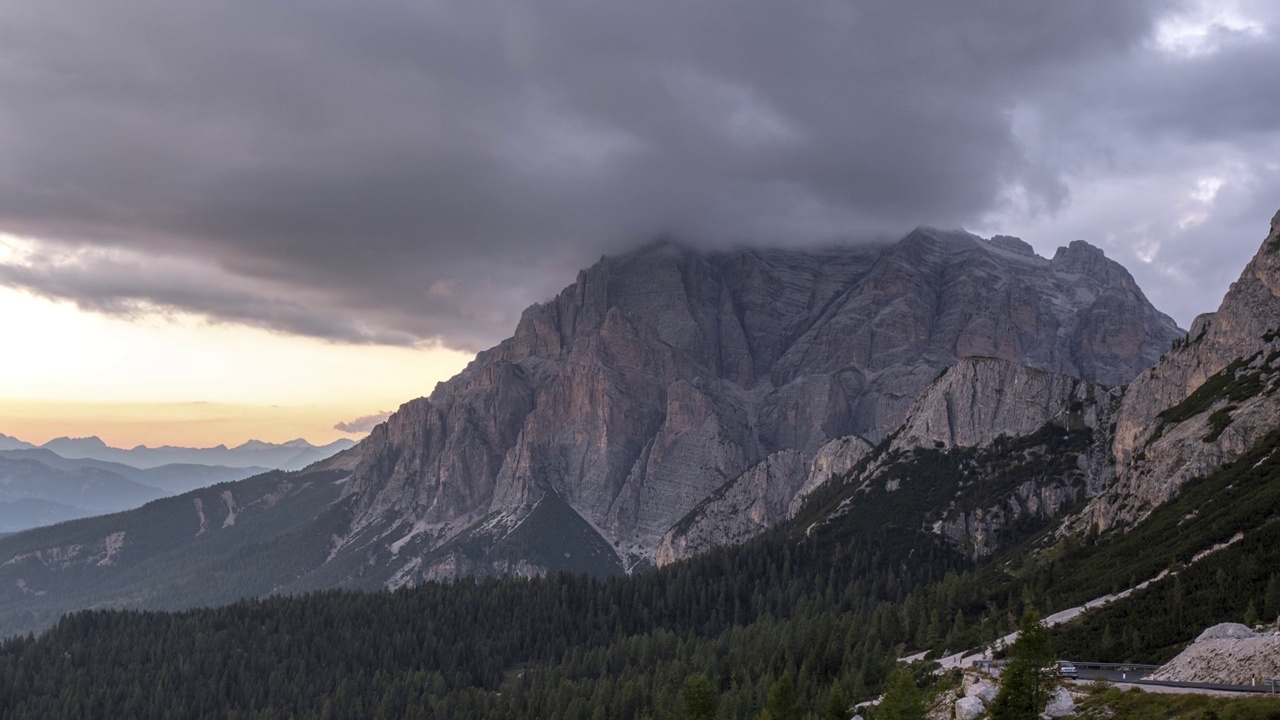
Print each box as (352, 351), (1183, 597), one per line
(0, 456), (166, 531)
(0, 214), (1276, 716)
(130, 462), (276, 494)
(0, 499), (94, 534)
(0, 433), (35, 451)
(0, 448), (160, 482)
(0, 469), (346, 633)
(30, 436), (356, 471)
(0, 448), (269, 490)
(0, 225), (1187, 635)
(325, 229), (1179, 580)
(1073, 208), (1280, 532)
(0, 428), (350, 535)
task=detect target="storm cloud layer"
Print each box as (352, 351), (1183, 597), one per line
(1, 0), (1278, 349)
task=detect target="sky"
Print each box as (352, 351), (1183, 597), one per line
(2, 0), (1279, 447)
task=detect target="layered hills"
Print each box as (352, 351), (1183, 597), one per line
(0, 436), (355, 534)
(32, 436), (356, 471)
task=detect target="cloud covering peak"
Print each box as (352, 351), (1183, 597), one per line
(1, 0), (1278, 348)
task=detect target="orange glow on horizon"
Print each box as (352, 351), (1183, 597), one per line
(1, 399), (402, 449)
(0, 286), (474, 448)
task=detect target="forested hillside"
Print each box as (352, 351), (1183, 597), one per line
(2, 422), (1276, 719)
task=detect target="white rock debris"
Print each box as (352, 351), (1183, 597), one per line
(1152, 622), (1280, 685)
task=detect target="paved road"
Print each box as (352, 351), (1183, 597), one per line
(1075, 666), (1154, 683)
(1069, 664), (1279, 695)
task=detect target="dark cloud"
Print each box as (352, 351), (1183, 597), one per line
(334, 411), (392, 434)
(970, 0), (1280, 328)
(1, 0), (1273, 346)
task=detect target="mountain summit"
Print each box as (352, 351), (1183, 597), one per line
(323, 228), (1181, 579)
(0, 223), (1204, 636)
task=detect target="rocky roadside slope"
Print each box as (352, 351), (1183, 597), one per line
(1151, 623), (1280, 685)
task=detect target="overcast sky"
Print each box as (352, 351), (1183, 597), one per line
(2, 0), (1279, 392)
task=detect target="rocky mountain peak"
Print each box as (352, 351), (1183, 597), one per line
(329, 224), (1186, 581)
(1076, 209), (1280, 532)
(989, 235), (1035, 256)
(1051, 239), (1126, 282)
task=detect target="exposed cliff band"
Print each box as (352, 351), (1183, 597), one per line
(327, 228), (1181, 580)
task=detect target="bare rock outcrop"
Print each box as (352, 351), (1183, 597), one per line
(329, 229), (1181, 582)
(1152, 623), (1280, 685)
(891, 357), (1116, 453)
(1077, 211), (1280, 532)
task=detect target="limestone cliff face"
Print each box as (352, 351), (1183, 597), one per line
(1076, 211), (1280, 531)
(885, 356), (1116, 556)
(891, 357), (1117, 453)
(332, 228), (1182, 581)
(1112, 210), (1280, 463)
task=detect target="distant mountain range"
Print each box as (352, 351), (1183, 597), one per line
(0, 456), (165, 533)
(22, 435), (356, 471)
(0, 435), (356, 534)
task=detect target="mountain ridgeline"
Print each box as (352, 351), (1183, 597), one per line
(0, 226), (1197, 635)
(325, 229), (1180, 582)
(1, 214), (1279, 717)
(0, 437), (358, 534)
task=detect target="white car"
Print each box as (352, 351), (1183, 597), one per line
(1057, 660), (1078, 679)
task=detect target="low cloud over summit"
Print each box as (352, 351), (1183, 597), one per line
(1, 0), (1279, 349)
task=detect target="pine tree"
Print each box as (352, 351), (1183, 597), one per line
(1099, 623), (1115, 656)
(877, 667), (925, 720)
(990, 609), (1055, 720)
(825, 685), (849, 720)
(682, 674), (718, 720)
(1244, 600), (1259, 628)
(1264, 574), (1280, 621)
(763, 672), (799, 720)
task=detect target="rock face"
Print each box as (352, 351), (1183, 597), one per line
(954, 695), (985, 720)
(1076, 212), (1280, 532)
(1152, 623), (1280, 685)
(326, 228), (1181, 581)
(891, 357), (1117, 453)
(965, 682), (998, 705)
(810, 357), (1120, 559)
(1043, 687), (1076, 718)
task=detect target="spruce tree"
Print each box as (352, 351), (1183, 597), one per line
(990, 609), (1055, 720)
(683, 674), (718, 720)
(877, 667), (925, 720)
(1265, 574), (1280, 621)
(763, 672), (799, 720)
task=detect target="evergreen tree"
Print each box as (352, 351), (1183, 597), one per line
(1265, 574), (1280, 621)
(876, 667), (925, 720)
(682, 674), (718, 720)
(825, 685), (849, 720)
(990, 609), (1054, 720)
(764, 672), (800, 720)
